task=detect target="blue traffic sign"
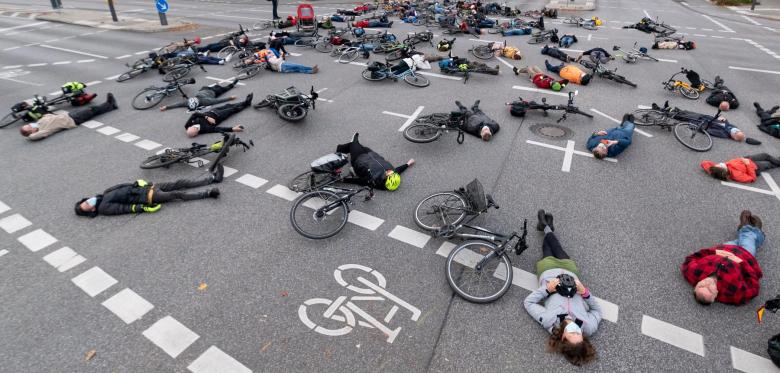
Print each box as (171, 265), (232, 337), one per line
(156, 0), (169, 13)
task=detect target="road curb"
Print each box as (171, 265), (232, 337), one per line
(546, 0), (596, 11)
(0, 9), (198, 32)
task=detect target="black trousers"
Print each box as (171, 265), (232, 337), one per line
(755, 103), (780, 123)
(336, 139), (372, 165)
(272, 0), (279, 18)
(203, 83), (233, 98)
(68, 101), (115, 125)
(542, 232), (570, 260)
(151, 176), (212, 203)
(207, 101), (247, 122)
(747, 153), (780, 173)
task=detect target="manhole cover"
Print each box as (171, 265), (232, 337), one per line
(529, 123), (574, 140)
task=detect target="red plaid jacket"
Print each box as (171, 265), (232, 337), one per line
(681, 244), (763, 305)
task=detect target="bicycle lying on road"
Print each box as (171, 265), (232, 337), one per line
(1, 93), (73, 128)
(579, 59), (637, 87)
(117, 55), (157, 82)
(527, 28), (558, 44)
(289, 153), (350, 193)
(131, 77), (196, 110)
(403, 111), (468, 144)
(362, 60), (431, 87)
(290, 183), (375, 239)
(612, 42), (658, 63)
(662, 68), (720, 100)
(253, 86), (318, 122)
(562, 16), (598, 30)
(507, 92), (593, 123)
(139, 133), (253, 169)
(633, 103), (720, 151)
(469, 40), (504, 60)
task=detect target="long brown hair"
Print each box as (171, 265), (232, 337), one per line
(547, 323), (597, 366)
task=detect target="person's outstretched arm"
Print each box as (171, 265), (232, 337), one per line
(524, 286), (555, 331)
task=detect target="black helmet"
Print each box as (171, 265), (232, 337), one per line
(556, 273), (577, 298)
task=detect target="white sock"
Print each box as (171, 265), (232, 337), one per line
(544, 226), (552, 234)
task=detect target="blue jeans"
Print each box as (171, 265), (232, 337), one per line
(502, 28), (531, 36)
(560, 36), (575, 48)
(281, 62), (313, 73)
(725, 225), (765, 257)
(620, 120), (635, 134)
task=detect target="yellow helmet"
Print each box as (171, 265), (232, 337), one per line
(385, 172), (401, 191)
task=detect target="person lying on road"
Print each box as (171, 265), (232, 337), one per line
(681, 210), (764, 306)
(700, 153), (780, 183)
(541, 45), (575, 62)
(586, 114), (636, 159)
(544, 60), (592, 85)
(266, 49), (319, 74)
(455, 100), (500, 141)
(19, 93), (118, 141)
(501, 26), (533, 36)
(652, 40), (696, 50)
(558, 34), (577, 48)
(160, 79), (239, 111)
(185, 94), (253, 137)
(158, 37), (201, 55)
(651, 102), (746, 142)
(336, 133), (414, 191)
(524, 210), (600, 366)
(753, 102), (780, 138)
(74, 166), (224, 217)
(706, 83), (738, 110)
(513, 65), (568, 92)
(576, 47), (614, 64)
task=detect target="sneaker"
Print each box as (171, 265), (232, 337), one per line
(225, 54), (232, 63)
(312, 65), (319, 74)
(106, 93), (118, 109)
(244, 93), (253, 107)
(536, 209), (547, 231)
(750, 215), (762, 230)
(544, 212), (555, 232)
(207, 188), (220, 198)
(219, 59), (225, 65)
(212, 163), (224, 183)
(352, 132), (359, 142)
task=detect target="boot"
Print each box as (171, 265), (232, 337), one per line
(243, 93), (254, 107)
(739, 210), (752, 230)
(471, 100), (481, 112)
(545, 212), (555, 232)
(106, 93), (118, 109)
(211, 164), (224, 183)
(750, 215), (762, 230)
(206, 188), (220, 199)
(536, 209), (547, 231)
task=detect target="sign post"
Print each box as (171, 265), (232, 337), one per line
(156, 0), (169, 26)
(107, 0), (118, 22)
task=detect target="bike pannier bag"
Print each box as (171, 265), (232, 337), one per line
(509, 102), (528, 117)
(311, 153), (348, 173)
(465, 179), (487, 212)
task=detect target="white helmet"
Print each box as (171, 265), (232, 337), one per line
(187, 97), (200, 110)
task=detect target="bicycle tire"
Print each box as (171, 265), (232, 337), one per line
(315, 41), (334, 53)
(163, 67), (190, 83)
(621, 54), (637, 63)
(470, 46), (494, 60)
(582, 22), (597, 30)
(131, 88), (166, 110)
(414, 192), (468, 231)
(117, 69), (143, 82)
(293, 38), (313, 48)
(361, 69), (386, 81)
(403, 74), (430, 87)
(289, 171), (338, 193)
(403, 123), (442, 143)
(236, 65), (261, 80)
(338, 49), (359, 63)
(701, 79), (714, 90)
(253, 21), (270, 30)
(217, 46), (238, 59)
(633, 109), (668, 126)
(678, 85), (699, 99)
(446, 240), (512, 303)
(0, 112), (22, 128)
(615, 75), (637, 88)
(139, 152), (184, 169)
(277, 104), (308, 122)
(562, 17), (578, 24)
(290, 190), (349, 239)
(254, 98), (273, 109)
(527, 36), (546, 44)
(674, 122), (712, 152)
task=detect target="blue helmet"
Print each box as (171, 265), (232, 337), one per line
(354, 27), (365, 37)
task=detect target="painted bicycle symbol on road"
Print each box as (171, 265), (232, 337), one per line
(298, 264), (421, 343)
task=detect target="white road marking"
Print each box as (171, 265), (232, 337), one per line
(590, 108), (653, 137)
(0, 21), (47, 33)
(0, 200), (9, 214)
(729, 66), (780, 75)
(2, 65), (22, 69)
(383, 111), (411, 119)
(143, 316), (200, 358)
(637, 105), (652, 109)
(97, 126), (121, 135)
(77, 59), (95, 63)
(85, 80), (101, 86)
(0, 213), (32, 233)
(702, 14), (735, 33)
(52, 61), (71, 65)
(347, 210), (384, 231)
(39, 44), (109, 59)
(134, 50), (150, 55)
(3, 46), (20, 51)
(187, 157), (209, 167)
(235, 174), (268, 188)
(561, 140), (575, 172)
(115, 133), (140, 143)
(657, 58), (678, 63)
(265, 184), (300, 201)
(115, 54), (132, 59)
(187, 346), (252, 373)
(71, 266), (119, 297)
(397, 106), (424, 132)
(222, 166), (238, 178)
(741, 15), (762, 25)
(81, 120), (104, 129)
(0, 249), (7, 258)
(710, 35), (725, 39)
(105, 74), (121, 80)
(43, 38), (59, 43)
(641, 315), (705, 356)
(42, 247), (86, 272)
(205, 76), (246, 86)
(730, 346), (780, 373)
(526, 140), (618, 168)
(27, 63), (47, 67)
(387, 225), (430, 248)
(134, 139), (162, 151)
(102, 288), (154, 324)
(416, 71), (462, 81)
(512, 85), (576, 98)
(642, 9), (651, 18)
(762, 173), (780, 202)
(495, 56), (514, 69)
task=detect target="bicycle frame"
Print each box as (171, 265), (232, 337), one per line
(314, 186), (373, 216)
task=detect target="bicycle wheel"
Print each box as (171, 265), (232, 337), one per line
(236, 65), (261, 80)
(582, 22), (597, 30)
(315, 41), (334, 53)
(471, 46), (494, 60)
(701, 79), (714, 90)
(117, 69), (143, 82)
(562, 17), (577, 24)
(386, 49), (404, 61)
(163, 67), (190, 82)
(290, 190), (349, 239)
(289, 171), (338, 193)
(253, 21), (270, 30)
(131, 88), (166, 110)
(0, 112), (22, 128)
(527, 36), (546, 44)
(277, 104), (308, 122)
(414, 192), (468, 231)
(361, 69), (386, 81)
(403, 123), (441, 143)
(446, 240), (512, 303)
(139, 152), (183, 169)
(295, 37), (316, 47)
(217, 46), (238, 59)
(633, 109), (668, 127)
(678, 86), (699, 99)
(403, 74), (430, 87)
(613, 75), (637, 88)
(338, 49), (359, 63)
(254, 98), (273, 109)
(674, 122), (712, 152)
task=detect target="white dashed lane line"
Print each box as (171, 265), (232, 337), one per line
(81, 120), (104, 129)
(101, 288), (155, 325)
(42, 246), (86, 272)
(17, 228), (57, 252)
(0, 249), (8, 258)
(347, 210), (384, 231)
(729, 66), (780, 75)
(96, 126), (121, 135)
(265, 184), (301, 201)
(188, 346), (252, 373)
(387, 225), (431, 248)
(0, 200), (10, 214)
(142, 315), (200, 358)
(730, 346), (780, 373)
(134, 139), (162, 151)
(38, 44), (109, 59)
(0, 213), (32, 234)
(222, 166), (238, 178)
(115, 132), (141, 143)
(235, 174), (268, 189)
(641, 315), (705, 356)
(71, 266), (119, 297)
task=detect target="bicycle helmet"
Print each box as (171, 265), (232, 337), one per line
(458, 63), (469, 71)
(639, 47), (648, 54)
(354, 27), (365, 37)
(385, 172), (401, 191)
(187, 97), (200, 110)
(551, 82), (562, 91)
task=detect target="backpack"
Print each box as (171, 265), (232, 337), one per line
(509, 100), (529, 117)
(311, 153), (348, 173)
(438, 58), (453, 69)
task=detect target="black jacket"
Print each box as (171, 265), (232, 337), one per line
(456, 100), (500, 138)
(95, 183), (150, 215)
(344, 151), (407, 190)
(706, 86), (739, 109)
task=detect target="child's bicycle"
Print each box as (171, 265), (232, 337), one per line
(662, 68), (720, 99)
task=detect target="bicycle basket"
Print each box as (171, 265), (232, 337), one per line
(310, 153), (348, 173)
(465, 178), (487, 212)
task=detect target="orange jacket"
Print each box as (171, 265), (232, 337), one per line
(700, 158), (757, 183)
(559, 65), (586, 85)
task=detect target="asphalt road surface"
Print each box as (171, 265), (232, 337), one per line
(0, 0), (779, 372)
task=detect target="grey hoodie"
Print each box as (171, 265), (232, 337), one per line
(523, 268), (603, 337)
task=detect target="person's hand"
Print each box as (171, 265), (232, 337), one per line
(546, 278), (560, 293)
(159, 106), (167, 111)
(207, 116), (216, 124)
(407, 159), (415, 166)
(596, 130), (607, 136)
(229, 95), (237, 100)
(142, 204), (162, 213)
(742, 158), (751, 165)
(232, 125), (244, 132)
(575, 279), (586, 295)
